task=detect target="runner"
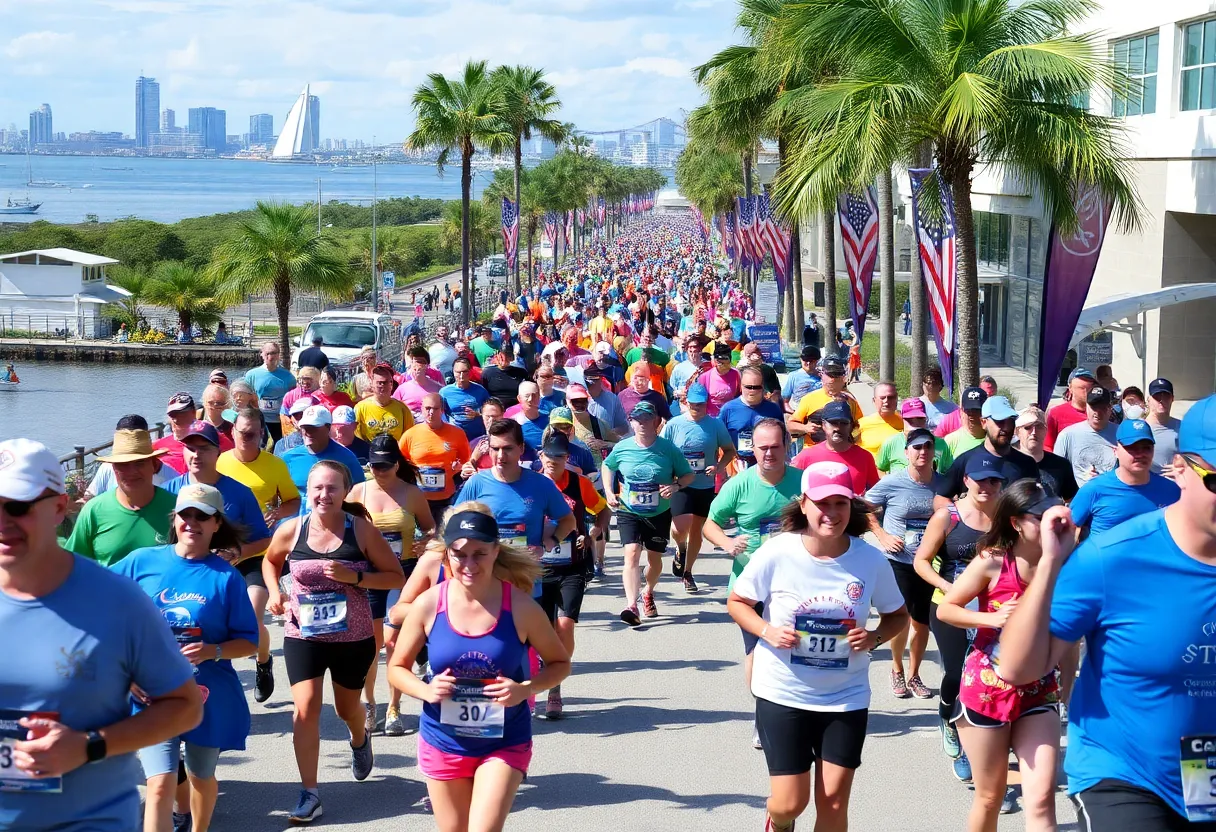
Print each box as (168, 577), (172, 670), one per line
(602, 401), (695, 626)
(617, 364), (672, 428)
(399, 392), (471, 520)
(791, 401), (880, 495)
(1013, 406), (1078, 501)
(114, 484), (259, 832)
(274, 397), (316, 457)
(661, 383), (737, 591)
(584, 367), (629, 434)
(83, 415), (177, 500)
(262, 461), (405, 824)
(513, 381), (551, 450)
(1044, 368), (1096, 452)
(481, 344), (529, 405)
(1146, 377), (1183, 473)
(354, 364), (414, 443)
(542, 409), (599, 479)
(154, 393), (201, 475)
(935, 395), (1039, 502)
(719, 366), (784, 470)
(787, 357), (863, 437)
(940, 387), (988, 456)
(876, 398), (954, 475)
(701, 342), (741, 417)
(384, 505), (571, 832)
(280, 368), (322, 438)
(281, 406), (366, 499)
(429, 325), (458, 381)
(350, 346), (380, 401)
(1053, 386), (1119, 486)
(781, 345), (822, 416)
(918, 365), (958, 430)
(197, 384), (236, 450)
(245, 342), (297, 446)
(1070, 417), (1181, 538)
(315, 367), (355, 412)
(330, 405), (370, 464)
(855, 383), (904, 457)
(728, 461), (908, 832)
(440, 357), (491, 441)
(393, 347), (444, 422)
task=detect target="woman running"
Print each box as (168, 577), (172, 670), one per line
(114, 484), (258, 832)
(387, 502), (571, 832)
(914, 454), (1005, 784)
(935, 479), (1062, 832)
(348, 434), (435, 737)
(728, 462), (908, 832)
(263, 460), (405, 824)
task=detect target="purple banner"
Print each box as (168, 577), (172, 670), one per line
(1036, 186), (1113, 408)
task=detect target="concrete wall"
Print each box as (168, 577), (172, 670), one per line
(1160, 211), (1216, 396)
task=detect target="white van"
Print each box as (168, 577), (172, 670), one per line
(292, 310), (402, 382)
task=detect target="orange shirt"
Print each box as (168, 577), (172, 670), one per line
(398, 422), (471, 501)
(552, 470), (608, 516)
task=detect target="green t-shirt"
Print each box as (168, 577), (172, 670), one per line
(708, 465), (803, 591)
(945, 428), (985, 459)
(471, 338), (500, 367)
(624, 346), (670, 369)
(603, 435), (692, 517)
(877, 433), (955, 475)
(66, 487), (176, 568)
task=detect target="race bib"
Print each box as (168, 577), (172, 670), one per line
(791, 616), (854, 669)
(738, 431), (754, 454)
(541, 538), (575, 566)
(440, 680), (505, 738)
(1180, 736), (1216, 821)
(904, 518), (929, 551)
(384, 531), (404, 557)
(171, 626), (203, 645)
(297, 591), (348, 638)
(259, 397), (281, 412)
(0, 710), (62, 793)
(503, 523), (528, 551)
(756, 518), (782, 546)
(687, 451), (706, 472)
(419, 467), (446, 493)
(624, 481), (659, 510)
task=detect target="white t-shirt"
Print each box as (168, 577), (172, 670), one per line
(85, 461), (176, 497)
(733, 533), (904, 712)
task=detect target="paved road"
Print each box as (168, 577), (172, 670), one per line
(215, 533), (1077, 831)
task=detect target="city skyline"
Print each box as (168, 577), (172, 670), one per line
(0, 0), (734, 142)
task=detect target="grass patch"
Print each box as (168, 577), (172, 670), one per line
(858, 336), (914, 398)
(399, 262), (459, 287)
(253, 324), (303, 337)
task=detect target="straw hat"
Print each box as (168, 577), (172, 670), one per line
(96, 429), (168, 463)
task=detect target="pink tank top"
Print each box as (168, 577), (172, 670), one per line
(959, 551), (1059, 722)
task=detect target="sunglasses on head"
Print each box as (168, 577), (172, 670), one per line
(1183, 454), (1216, 493)
(1, 492), (59, 518)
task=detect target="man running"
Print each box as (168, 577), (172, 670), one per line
(1146, 377), (1182, 473)
(584, 367), (629, 434)
(719, 366), (784, 470)
(354, 364), (414, 442)
(856, 382), (904, 457)
(245, 342), (297, 445)
(876, 398), (954, 475)
(1044, 367), (1096, 451)
(281, 406), (366, 496)
(440, 356), (490, 442)
(1013, 405), (1078, 501)
(398, 392), (471, 520)
(329, 405), (370, 464)
(514, 381), (551, 450)
(918, 364), (957, 430)
(787, 356), (862, 437)
(1054, 386), (1119, 486)
(428, 324), (457, 381)
(618, 364), (672, 429)
(781, 345), (822, 415)
(1070, 417), (1181, 538)
(153, 392), (201, 475)
(935, 395), (1039, 501)
(791, 401), (879, 495)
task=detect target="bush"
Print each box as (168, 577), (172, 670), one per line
(834, 278), (910, 322)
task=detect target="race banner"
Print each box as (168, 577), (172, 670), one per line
(501, 197), (518, 273)
(837, 187), (879, 343)
(908, 168), (958, 395)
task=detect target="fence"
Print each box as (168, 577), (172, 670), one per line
(59, 420), (170, 500)
(0, 313), (114, 341)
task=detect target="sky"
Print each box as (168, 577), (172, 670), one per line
(1, 0), (739, 143)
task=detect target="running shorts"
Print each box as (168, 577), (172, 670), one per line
(888, 559), (933, 626)
(138, 738), (219, 780)
(283, 636), (377, 690)
(669, 486), (714, 519)
(417, 736), (532, 780)
(238, 556), (266, 590)
(368, 559), (419, 620)
(1071, 779), (1216, 832)
(951, 701), (1059, 728)
(539, 573), (587, 623)
(616, 509), (672, 553)
(755, 698), (868, 775)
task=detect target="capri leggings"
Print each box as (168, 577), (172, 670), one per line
(930, 602), (972, 721)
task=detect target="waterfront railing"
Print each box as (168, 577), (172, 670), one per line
(58, 420), (170, 498)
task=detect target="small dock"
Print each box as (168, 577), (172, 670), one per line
(0, 339), (260, 364)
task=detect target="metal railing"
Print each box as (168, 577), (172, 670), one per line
(59, 421), (169, 500)
(0, 314), (115, 341)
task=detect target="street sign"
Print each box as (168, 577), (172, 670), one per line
(382, 271), (396, 290)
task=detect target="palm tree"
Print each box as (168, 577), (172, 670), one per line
(440, 200), (497, 268)
(144, 261), (225, 335)
(492, 65), (566, 293)
(771, 0), (1142, 387)
(208, 201), (351, 357)
(106, 265), (149, 330)
(408, 60), (512, 325)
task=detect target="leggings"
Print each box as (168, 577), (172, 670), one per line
(930, 602), (972, 721)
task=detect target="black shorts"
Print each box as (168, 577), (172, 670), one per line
(742, 602), (765, 655)
(669, 486), (714, 519)
(282, 636), (377, 690)
(539, 572), (587, 623)
(237, 556), (267, 590)
(1072, 779), (1216, 832)
(617, 509), (672, 553)
(888, 559), (933, 626)
(368, 559), (419, 619)
(951, 701), (1059, 728)
(265, 420), (284, 445)
(426, 495), (454, 521)
(755, 698), (868, 774)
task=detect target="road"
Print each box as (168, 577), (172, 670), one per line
(214, 530), (1077, 831)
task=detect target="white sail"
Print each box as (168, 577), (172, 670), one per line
(272, 85), (316, 158)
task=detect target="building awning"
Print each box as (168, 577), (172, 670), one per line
(1070, 284), (1216, 348)
(76, 284), (133, 304)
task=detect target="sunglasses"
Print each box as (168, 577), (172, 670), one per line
(742, 384), (763, 391)
(1, 492), (59, 518)
(1183, 455), (1216, 493)
(177, 509), (214, 523)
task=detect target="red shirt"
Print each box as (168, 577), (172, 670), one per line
(1044, 402), (1086, 452)
(315, 390), (355, 411)
(791, 442), (880, 495)
(153, 435), (187, 475)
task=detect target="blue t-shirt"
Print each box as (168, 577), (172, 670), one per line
(540, 391), (566, 415)
(516, 412), (550, 451)
(0, 556), (193, 832)
(280, 441), (366, 495)
(565, 438), (598, 480)
(669, 360), (700, 396)
(440, 382), (490, 440)
(112, 546), (259, 751)
(243, 366), (296, 415)
(454, 469), (572, 548)
(718, 398), (784, 463)
(781, 369), (821, 410)
(1070, 469), (1181, 537)
(661, 413), (734, 490)
(163, 474), (271, 545)
(1050, 510), (1216, 818)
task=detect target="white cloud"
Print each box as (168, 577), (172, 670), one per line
(166, 37), (200, 70)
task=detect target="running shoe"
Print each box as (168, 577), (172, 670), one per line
(940, 716), (962, 759)
(890, 670), (909, 698)
(641, 592), (658, 618)
(384, 707), (405, 737)
(546, 686), (563, 719)
(288, 790), (323, 824)
(351, 733), (374, 781)
(172, 811), (192, 832)
(364, 702), (377, 735)
(1000, 785), (1019, 813)
(952, 753), (972, 784)
(764, 816), (795, 831)
(907, 675), (933, 700)
(620, 605), (641, 627)
(683, 574), (698, 593)
(592, 564), (605, 582)
(254, 656), (274, 703)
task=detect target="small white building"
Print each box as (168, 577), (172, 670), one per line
(0, 248), (129, 338)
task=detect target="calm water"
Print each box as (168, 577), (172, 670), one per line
(0, 359), (259, 456)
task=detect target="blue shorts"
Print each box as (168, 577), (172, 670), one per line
(139, 737), (220, 780)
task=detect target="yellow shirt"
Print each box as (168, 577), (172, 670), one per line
(589, 315), (615, 344)
(216, 450), (300, 510)
(856, 412), (904, 458)
(791, 389), (864, 424)
(354, 398), (414, 442)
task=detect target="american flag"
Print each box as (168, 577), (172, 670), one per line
(543, 211), (558, 248)
(578, 207), (586, 227)
(908, 168), (958, 393)
(501, 197), (518, 273)
(837, 188), (879, 342)
(737, 195), (758, 269)
(724, 210), (738, 267)
(564, 210), (573, 247)
(596, 198), (606, 226)
(756, 193), (788, 288)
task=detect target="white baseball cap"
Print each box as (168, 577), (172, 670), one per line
(298, 405), (333, 428)
(0, 438), (66, 501)
(331, 405), (356, 425)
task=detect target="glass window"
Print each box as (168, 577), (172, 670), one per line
(1112, 32), (1158, 116)
(1182, 19), (1216, 111)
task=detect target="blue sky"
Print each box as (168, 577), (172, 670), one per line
(1, 0), (738, 142)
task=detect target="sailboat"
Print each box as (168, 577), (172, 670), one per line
(0, 196), (41, 215)
(25, 144), (63, 188)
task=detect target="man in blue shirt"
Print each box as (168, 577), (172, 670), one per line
(280, 406), (365, 497)
(718, 366), (784, 468)
(1071, 418), (1181, 538)
(244, 342), (296, 445)
(999, 394), (1216, 831)
(440, 357), (490, 441)
(0, 438), (203, 832)
(585, 367), (629, 433)
(781, 344), (822, 415)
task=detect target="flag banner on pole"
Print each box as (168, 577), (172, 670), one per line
(1036, 186), (1112, 408)
(837, 187), (879, 343)
(501, 197), (518, 273)
(597, 198), (606, 227)
(724, 211), (738, 269)
(758, 193), (791, 291)
(736, 196), (755, 269)
(564, 210), (573, 247)
(908, 168), (958, 394)
(543, 211), (558, 248)
(577, 208), (586, 227)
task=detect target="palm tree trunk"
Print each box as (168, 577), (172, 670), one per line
(878, 168), (896, 383)
(513, 139), (522, 295)
(948, 162), (979, 390)
(461, 144), (473, 326)
(822, 209), (837, 346)
(909, 143), (931, 395)
(274, 276), (292, 359)
(792, 225), (805, 344)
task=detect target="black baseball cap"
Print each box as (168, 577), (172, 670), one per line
(583, 364), (604, 379)
(819, 356), (846, 375)
(905, 427), (936, 449)
(800, 344), (820, 361)
(442, 510), (500, 546)
(541, 433), (570, 457)
(822, 401), (852, 423)
(1149, 377), (1174, 397)
(713, 343), (732, 359)
(965, 452), (1007, 481)
(368, 434), (401, 466)
(1086, 386), (1113, 407)
(961, 386), (988, 411)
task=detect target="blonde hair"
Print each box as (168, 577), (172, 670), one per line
(425, 500), (540, 592)
(297, 366), (321, 383)
(202, 383), (232, 408)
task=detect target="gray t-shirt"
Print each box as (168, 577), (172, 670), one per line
(1054, 420), (1119, 485)
(920, 395), (959, 429)
(864, 470), (942, 564)
(1149, 417), (1181, 473)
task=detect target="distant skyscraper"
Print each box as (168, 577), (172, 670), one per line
(272, 85), (318, 158)
(28, 104), (52, 147)
(657, 119), (676, 147)
(249, 113), (273, 145)
(538, 136), (556, 159)
(135, 76), (160, 149)
(161, 109), (175, 132)
(307, 95), (320, 151)
(188, 107), (227, 153)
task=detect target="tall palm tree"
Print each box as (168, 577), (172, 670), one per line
(208, 201), (351, 357)
(409, 60), (512, 325)
(145, 261), (225, 335)
(877, 169), (896, 381)
(771, 0), (1141, 387)
(106, 265), (149, 330)
(492, 65), (565, 293)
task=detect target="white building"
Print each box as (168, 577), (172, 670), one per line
(0, 248), (128, 338)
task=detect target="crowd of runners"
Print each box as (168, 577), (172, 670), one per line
(2, 211), (1216, 832)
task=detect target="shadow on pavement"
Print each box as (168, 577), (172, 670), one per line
(570, 658), (736, 675)
(216, 773), (429, 830)
(866, 708), (940, 738)
(514, 771), (767, 813)
(534, 703), (752, 738)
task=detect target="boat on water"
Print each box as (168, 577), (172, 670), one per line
(0, 381), (20, 389)
(0, 197), (41, 215)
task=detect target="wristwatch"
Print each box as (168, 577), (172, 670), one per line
(355, 571), (364, 586)
(214, 644), (222, 662)
(85, 730), (107, 763)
